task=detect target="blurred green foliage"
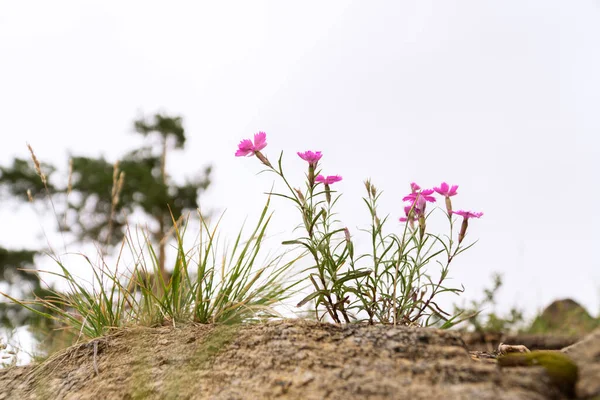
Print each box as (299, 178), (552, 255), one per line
(454, 273), (525, 333)
(527, 298), (599, 336)
(0, 246), (54, 330)
(0, 112), (211, 331)
(454, 273), (599, 336)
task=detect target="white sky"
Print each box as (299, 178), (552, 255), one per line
(1, 1), (600, 322)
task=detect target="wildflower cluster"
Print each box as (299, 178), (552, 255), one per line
(236, 132), (482, 325)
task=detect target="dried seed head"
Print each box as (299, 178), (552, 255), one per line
(67, 158), (73, 196)
(294, 188), (306, 205)
(111, 161), (120, 200)
(113, 171), (125, 207)
(26, 144), (47, 186)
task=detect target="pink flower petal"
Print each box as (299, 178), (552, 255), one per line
(235, 139), (255, 157)
(452, 210), (483, 219)
(402, 191), (436, 203)
(298, 151), (323, 164)
(253, 131), (267, 151)
(316, 174), (343, 185)
(235, 132), (269, 157)
(434, 182), (459, 197)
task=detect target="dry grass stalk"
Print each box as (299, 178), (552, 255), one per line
(67, 158), (73, 196)
(111, 161), (120, 203)
(25, 144), (67, 259)
(105, 162), (125, 247)
(27, 143), (47, 186)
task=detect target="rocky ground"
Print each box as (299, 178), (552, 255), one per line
(0, 319), (598, 399)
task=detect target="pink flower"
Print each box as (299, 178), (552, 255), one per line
(235, 131), (267, 157)
(297, 151), (322, 165)
(315, 175), (342, 185)
(299, 151), (322, 187)
(452, 210), (483, 219)
(410, 182), (421, 193)
(403, 188), (436, 216)
(402, 189), (436, 204)
(316, 175), (342, 203)
(434, 182), (458, 198)
(453, 210), (483, 244)
(399, 205), (418, 222)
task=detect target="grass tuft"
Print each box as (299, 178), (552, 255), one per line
(1, 198), (304, 342)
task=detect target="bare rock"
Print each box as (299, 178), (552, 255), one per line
(562, 327), (600, 398)
(0, 320), (569, 399)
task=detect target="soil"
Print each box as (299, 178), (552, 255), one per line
(0, 320), (581, 400)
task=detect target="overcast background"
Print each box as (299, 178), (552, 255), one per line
(1, 0), (599, 340)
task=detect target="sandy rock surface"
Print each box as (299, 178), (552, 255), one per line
(0, 320), (576, 399)
(562, 327), (600, 398)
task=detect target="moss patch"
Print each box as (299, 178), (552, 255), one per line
(498, 350), (578, 396)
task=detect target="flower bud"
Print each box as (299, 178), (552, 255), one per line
(445, 197), (453, 215)
(344, 227), (354, 259)
(295, 188), (306, 205)
(418, 214), (426, 240)
(364, 179), (371, 193)
(254, 151), (272, 168)
(308, 164), (315, 187)
(458, 217), (469, 244)
(344, 227), (351, 242)
(325, 183), (331, 204)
